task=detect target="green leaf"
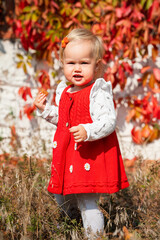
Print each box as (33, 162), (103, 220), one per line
(153, 123), (160, 130)
(55, 19), (61, 29)
(51, 71), (57, 78)
(83, 9), (94, 18)
(80, 11), (87, 21)
(141, 0), (146, 8)
(19, 14), (25, 21)
(112, 0), (119, 7)
(0, 136), (3, 141)
(80, 0), (85, 7)
(23, 63), (27, 74)
(17, 61), (23, 68)
(27, 55), (32, 60)
(32, 13), (39, 22)
(26, 60), (32, 68)
(23, 6), (31, 13)
(71, 8), (80, 18)
(46, 30), (55, 37)
(66, 8), (72, 16)
(25, 13), (31, 21)
(16, 53), (24, 60)
(52, 34), (56, 42)
(145, 0), (153, 10)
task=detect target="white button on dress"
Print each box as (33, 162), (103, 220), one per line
(53, 141), (57, 148)
(84, 163), (90, 171)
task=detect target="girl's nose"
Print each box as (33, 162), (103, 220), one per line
(74, 64), (81, 71)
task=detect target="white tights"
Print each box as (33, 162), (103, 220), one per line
(54, 193), (104, 239)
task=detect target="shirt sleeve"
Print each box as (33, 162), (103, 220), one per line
(36, 81), (67, 125)
(80, 78), (116, 141)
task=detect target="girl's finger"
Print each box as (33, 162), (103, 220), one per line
(74, 138), (82, 143)
(69, 126), (79, 133)
(38, 95), (46, 102)
(74, 135), (80, 140)
(73, 132), (80, 136)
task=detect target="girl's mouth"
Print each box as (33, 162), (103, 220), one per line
(73, 74), (83, 78)
(73, 75), (83, 81)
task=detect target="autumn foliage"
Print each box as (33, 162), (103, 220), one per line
(11, 0), (160, 144)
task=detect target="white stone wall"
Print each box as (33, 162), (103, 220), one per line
(0, 39), (160, 160)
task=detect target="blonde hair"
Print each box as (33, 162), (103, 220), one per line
(60, 28), (104, 62)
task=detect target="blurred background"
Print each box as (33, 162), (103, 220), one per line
(0, 0), (160, 162)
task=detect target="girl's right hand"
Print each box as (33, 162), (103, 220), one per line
(33, 92), (47, 112)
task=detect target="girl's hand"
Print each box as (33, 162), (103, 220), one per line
(33, 92), (47, 112)
(69, 125), (87, 142)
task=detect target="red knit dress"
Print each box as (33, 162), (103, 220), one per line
(47, 83), (129, 195)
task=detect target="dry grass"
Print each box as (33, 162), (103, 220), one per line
(0, 154), (160, 239)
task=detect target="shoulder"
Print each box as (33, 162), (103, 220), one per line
(91, 78), (113, 98)
(56, 81), (67, 93)
(55, 81), (67, 105)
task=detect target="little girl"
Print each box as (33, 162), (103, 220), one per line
(34, 28), (129, 239)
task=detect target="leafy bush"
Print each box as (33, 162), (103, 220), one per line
(10, 0), (160, 144)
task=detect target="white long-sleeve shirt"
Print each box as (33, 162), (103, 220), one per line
(37, 78), (116, 141)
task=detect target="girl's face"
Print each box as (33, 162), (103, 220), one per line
(63, 40), (98, 91)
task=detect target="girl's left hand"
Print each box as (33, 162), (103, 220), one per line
(69, 125), (87, 142)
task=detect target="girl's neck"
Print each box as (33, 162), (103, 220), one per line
(69, 79), (95, 93)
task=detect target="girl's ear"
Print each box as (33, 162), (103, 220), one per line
(95, 59), (105, 78)
(95, 59), (102, 72)
(96, 59), (102, 69)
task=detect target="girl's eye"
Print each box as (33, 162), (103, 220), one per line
(81, 62), (88, 64)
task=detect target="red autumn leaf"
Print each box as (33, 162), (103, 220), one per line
(39, 89), (48, 96)
(153, 104), (160, 120)
(10, 125), (17, 147)
(115, 8), (124, 18)
(133, 97), (142, 107)
(92, 23), (106, 35)
(152, 46), (158, 61)
(130, 9), (144, 21)
(116, 19), (131, 28)
(153, 68), (160, 81)
(64, 20), (74, 28)
(115, 2), (131, 18)
(152, 88), (160, 93)
(74, 2), (82, 8)
(13, 20), (23, 38)
(10, 125), (16, 137)
(141, 72), (150, 86)
(144, 28), (149, 43)
(19, 110), (23, 120)
(131, 127), (143, 144)
(122, 62), (133, 75)
(118, 65), (125, 87)
(141, 124), (152, 139)
(124, 157), (137, 169)
(19, 0), (28, 10)
(149, 73), (156, 88)
(126, 109), (136, 122)
(149, 128), (159, 142)
(147, 0), (159, 21)
(123, 49), (131, 58)
(51, 91), (56, 105)
(18, 87), (32, 101)
(51, 1), (60, 9)
(38, 70), (50, 90)
(23, 104), (36, 120)
(141, 66), (151, 74)
(123, 226), (133, 240)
